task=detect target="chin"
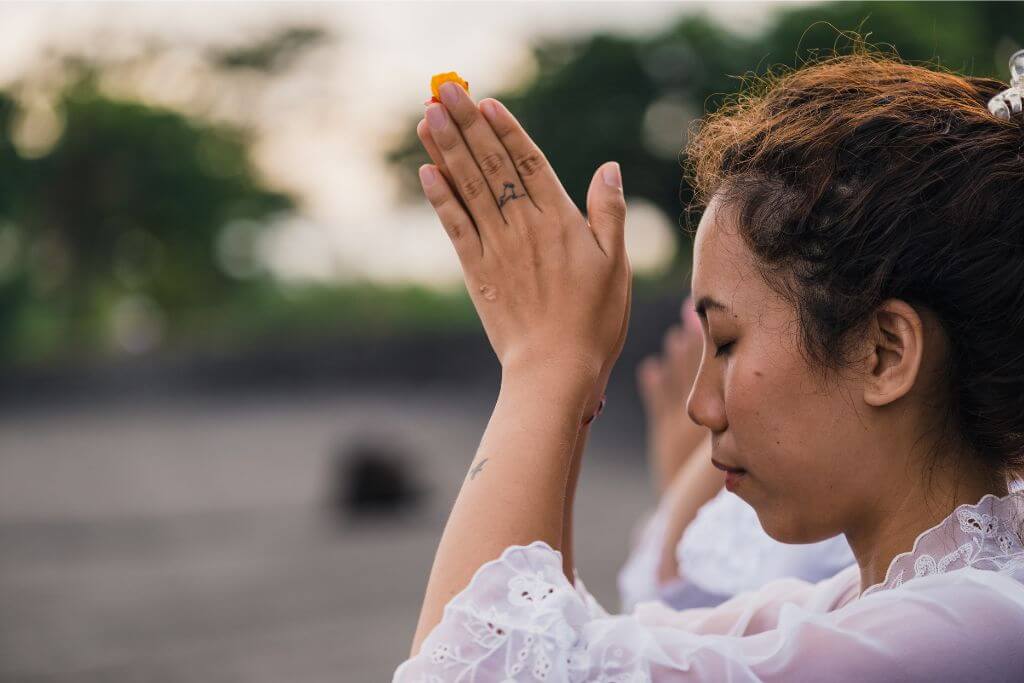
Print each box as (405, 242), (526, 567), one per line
(753, 506), (820, 545)
(764, 515), (842, 545)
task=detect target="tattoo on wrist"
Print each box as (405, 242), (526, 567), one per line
(497, 182), (524, 208)
(469, 458), (489, 480)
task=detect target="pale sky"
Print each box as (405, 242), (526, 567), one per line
(0, 1), (805, 288)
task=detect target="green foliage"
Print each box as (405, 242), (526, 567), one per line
(210, 26), (333, 73)
(177, 280), (481, 350)
(0, 73), (292, 363)
(2, 4), (1022, 365)
(169, 271), (685, 353)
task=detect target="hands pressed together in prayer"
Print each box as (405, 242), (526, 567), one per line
(415, 80), (631, 417)
(407, 77), (633, 656)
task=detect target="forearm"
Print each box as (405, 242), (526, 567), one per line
(409, 364), (594, 657)
(650, 417), (709, 498)
(652, 448), (689, 499)
(656, 433), (722, 583)
(561, 421), (590, 579)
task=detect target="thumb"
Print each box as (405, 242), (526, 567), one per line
(586, 161), (626, 257)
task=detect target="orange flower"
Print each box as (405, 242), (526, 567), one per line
(425, 71), (469, 105)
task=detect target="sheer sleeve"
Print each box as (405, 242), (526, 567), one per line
(571, 568), (610, 620)
(393, 541), (1024, 682)
(616, 501), (744, 612)
(616, 503), (674, 611)
(628, 562), (858, 637)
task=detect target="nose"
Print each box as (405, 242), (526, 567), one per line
(686, 356), (727, 433)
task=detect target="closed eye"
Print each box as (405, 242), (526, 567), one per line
(714, 341), (734, 358)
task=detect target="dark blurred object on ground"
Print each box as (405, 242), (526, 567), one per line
(332, 434), (427, 519)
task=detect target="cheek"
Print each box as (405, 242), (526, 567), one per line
(726, 352), (828, 472)
(726, 357), (790, 445)
(727, 346), (855, 542)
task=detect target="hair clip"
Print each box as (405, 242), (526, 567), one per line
(987, 48), (1024, 120)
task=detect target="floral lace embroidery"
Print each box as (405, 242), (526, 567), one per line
(397, 489), (1024, 682)
(860, 489), (1024, 597)
(396, 543), (647, 682)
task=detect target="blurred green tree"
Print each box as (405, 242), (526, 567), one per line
(0, 23), (348, 364)
(387, 1), (1024, 274)
(209, 26), (331, 73)
(0, 73), (291, 362)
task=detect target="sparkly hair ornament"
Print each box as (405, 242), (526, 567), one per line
(987, 49), (1024, 120)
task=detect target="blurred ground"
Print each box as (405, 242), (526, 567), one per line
(0, 381), (654, 682)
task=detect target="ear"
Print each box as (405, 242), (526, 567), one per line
(862, 299), (925, 407)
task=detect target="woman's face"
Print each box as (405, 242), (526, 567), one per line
(687, 193), (889, 544)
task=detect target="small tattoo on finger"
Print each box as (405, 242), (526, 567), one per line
(497, 182), (524, 208)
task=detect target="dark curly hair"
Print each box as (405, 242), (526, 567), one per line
(683, 41), (1024, 495)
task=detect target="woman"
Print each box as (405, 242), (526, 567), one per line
(619, 302), (855, 612)
(395, 47), (1024, 680)
(622, 321), (1024, 613)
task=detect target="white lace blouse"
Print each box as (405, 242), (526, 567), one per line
(393, 489), (1024, 681)
(617, 487), (856, 612)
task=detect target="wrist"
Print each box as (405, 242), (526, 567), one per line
(499, 359), (597, 421)
(502, 353), (601, 389)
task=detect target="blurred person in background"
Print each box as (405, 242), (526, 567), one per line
(395, 45), (1024, 681)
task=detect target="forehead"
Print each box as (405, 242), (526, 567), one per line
(691, 194), (757, 298)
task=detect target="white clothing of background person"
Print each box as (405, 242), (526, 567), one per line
(393, 487), (1024, 681)
(618, 479), (1024, 613)
(617, 486), (856, 612)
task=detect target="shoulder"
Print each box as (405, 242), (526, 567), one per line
(864, 562), (1024, 623)
(634, 562), (860, 636)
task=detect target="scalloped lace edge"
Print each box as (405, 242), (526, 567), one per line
(859, 489), (1024, 599)
(400, 490), (1024, 678)
(395, 540), (572, 679)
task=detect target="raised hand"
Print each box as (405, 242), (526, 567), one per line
(415, 81), (631, 400)
(637, 295), (706, 494)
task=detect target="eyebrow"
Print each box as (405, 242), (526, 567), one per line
(694, 295), (729, 319)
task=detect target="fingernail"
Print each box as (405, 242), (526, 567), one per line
(481, 100), (498, 121)
(684, 298), (700, 327)
(426, 104), (447, 131)
(419, 165), (437, 186)
(602, 161), (621, 188)
(440, 82), (460, 107)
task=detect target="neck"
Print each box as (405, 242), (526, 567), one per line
(846, 452), (1008, 596)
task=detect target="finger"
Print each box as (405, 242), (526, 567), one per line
(681, 294), (700, 330)
(419, 163), (483, 264)
(437, 81), (538, 217)
(662, 324), (683, 357)
(585, 161), (627, 258)
(417, 117), (453, 185)
(638, 355), (662, 392)
(417, 118), (470, 216)
(615, 259), (632, 353)
(425, 102), (511, 234)
(622, 259), (633, 343)
(666, 324), (695, 381)
(478, 98), (576, 216)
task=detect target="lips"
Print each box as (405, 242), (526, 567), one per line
(711, 458), (747, 474)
